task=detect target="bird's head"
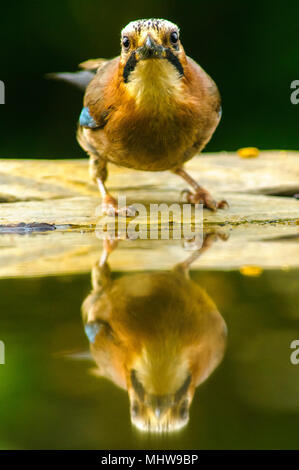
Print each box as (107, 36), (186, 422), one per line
(128, 365), (194, 433)
(119, 19), (186, 104)
(83, 268), (227, 434)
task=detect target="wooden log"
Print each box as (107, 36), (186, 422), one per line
(0, 223), (299, 278)
(0, 151), (299, 203)
(0, 192), (298, 228)
(0, 151), (298, 277)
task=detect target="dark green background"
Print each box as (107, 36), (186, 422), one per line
(0, 0), (298, 158)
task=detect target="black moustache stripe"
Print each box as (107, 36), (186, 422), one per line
(175, 375), (191, 402)
(165, 49), (184, 77)
(123, 49), (184, 83)
(123, 51), (138, 83)
(131, 370), (145, 400)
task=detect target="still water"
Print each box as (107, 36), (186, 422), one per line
(0, 235), (299, 449)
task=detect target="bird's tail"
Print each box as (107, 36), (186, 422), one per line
(46, 59), (107, 91)
(45, 70), (95, 91)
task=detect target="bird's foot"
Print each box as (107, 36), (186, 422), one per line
(181, 188), (229, 212)
(177, 230), (229, 271)
(183, 230), (229, 250)
(102, 194), (137, 217)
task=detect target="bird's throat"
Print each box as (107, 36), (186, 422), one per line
(133, 347), (190, 396)
(125, 59), (184, 112)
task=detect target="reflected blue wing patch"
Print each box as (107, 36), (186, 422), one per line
(84, 322), (102, 343)
(218, 106), (222, 120)
(79, 106), (98, 128)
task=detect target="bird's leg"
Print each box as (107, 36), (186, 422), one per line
(173, 167), (228, 212)
(176, 231), (228, 275)
(91, 238), (117, 291)
(83, 238), (116, 335)
(89, 151), (136, 217)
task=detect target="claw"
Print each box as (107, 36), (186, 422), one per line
(102, 195), (137, 217)
(181, 189), (191, 201)
(181, 189), (228, 212)
(216, 200), (229, 210)
(103, 238), (118, 253)
(117, 205), (138, 217)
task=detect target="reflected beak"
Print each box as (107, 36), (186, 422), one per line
(150, 395), (170, 420)
(136, 35), (166, 60)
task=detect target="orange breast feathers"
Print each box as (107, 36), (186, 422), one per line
(82, 53), (221, 171)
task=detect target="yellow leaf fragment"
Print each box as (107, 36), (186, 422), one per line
(240, 265), (263, 277)
(237, 147), (260, 158)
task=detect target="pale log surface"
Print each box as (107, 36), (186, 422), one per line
(0, 151), (298, 277)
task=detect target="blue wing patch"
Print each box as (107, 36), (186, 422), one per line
(79, 106), (98, 128)
(218, 106), (222, 120)
(84, 322), (102, 344)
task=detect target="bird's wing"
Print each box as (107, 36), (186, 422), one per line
(82, 56), (120, 129)
(79, 58), (108, 71)
(186, 56), (221, 114)
(182, 56), (222, 152)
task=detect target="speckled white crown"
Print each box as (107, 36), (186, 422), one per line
(122, 18), (179, 36)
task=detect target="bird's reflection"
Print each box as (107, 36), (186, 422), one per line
(82, 234), (227, 432)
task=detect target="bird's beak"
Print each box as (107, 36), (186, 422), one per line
(136, 35), (166, 60)
(150, 395), (170, 420)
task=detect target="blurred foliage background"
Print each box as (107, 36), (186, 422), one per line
(0, 0), (298, 158)
(1, 269), (299, 449)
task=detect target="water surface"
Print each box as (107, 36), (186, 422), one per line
(0, 240), (299, 449)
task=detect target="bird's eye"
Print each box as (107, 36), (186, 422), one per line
(170, 31), (179, 45)
(122, 36), (130, 49)
(131, 401), (139, 417)
(180, 400), (189, 420)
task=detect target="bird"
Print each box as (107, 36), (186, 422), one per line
(51, 18), (227, 215)
(82, 234), (227, 432)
